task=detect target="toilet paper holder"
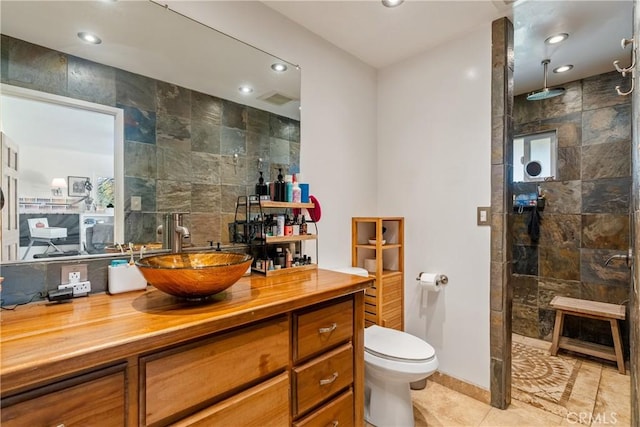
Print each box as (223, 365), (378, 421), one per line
(416, 272), (448, 285)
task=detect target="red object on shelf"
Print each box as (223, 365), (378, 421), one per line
(292, 195), (321, 222)
(308, 195), (321, 222)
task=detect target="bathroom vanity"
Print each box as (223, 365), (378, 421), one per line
(0, 269), (372, 426)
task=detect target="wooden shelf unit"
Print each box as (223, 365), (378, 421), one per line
(352, 217), (404, 330)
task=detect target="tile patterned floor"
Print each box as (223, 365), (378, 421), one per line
(405, 334), (632, 426)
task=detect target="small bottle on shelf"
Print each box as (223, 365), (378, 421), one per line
(285, 175), (293, 202)
(275, 247), (285, 267)
(292, 174), (301, 203)
(292, 215), (300, 235)
(274, 169), (285, 202)
(300, 216), (307, 235)
(284, 215), (293, 236)
(285, 248), (292, 268)
(255, 171), (268, 197)
(276, 215), (285, 237)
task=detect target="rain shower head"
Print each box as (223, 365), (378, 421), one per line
(527, 59), (565, 101)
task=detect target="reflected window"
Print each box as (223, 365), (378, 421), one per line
(513, 130), (557, 182)
(96, 177), (115, 209)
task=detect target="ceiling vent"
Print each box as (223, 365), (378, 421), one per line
(258, 91), (296, 106)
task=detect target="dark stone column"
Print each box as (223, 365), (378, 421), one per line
(490, 16), (514, 410)
(631, 1), (640, 422)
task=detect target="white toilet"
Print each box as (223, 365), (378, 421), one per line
(364, 325), (438, 426)
(331, 267), (439, 427)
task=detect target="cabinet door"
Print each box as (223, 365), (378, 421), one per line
(172, 373), (290, 427)
(1, 366), (126, 427)
(381, 275), (403, 330)
(143, 316), (289, 426)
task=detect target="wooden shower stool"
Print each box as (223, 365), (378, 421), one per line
(550, 296), (626, 374)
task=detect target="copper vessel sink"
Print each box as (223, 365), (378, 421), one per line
(136, 252), (252, 298)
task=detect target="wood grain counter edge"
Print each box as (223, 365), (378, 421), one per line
(1, 269), (373, 396)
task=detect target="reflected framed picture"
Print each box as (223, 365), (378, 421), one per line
(68, 176), (89, 197)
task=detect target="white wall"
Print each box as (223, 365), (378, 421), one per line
(176, 1), (493, 389)
(377, 26), (492, 389)
(167, 1), (378, 269)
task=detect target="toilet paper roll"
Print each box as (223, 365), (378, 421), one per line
(418, 272), (446, 292)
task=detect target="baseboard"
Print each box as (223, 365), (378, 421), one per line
(428, 371), (490, 404)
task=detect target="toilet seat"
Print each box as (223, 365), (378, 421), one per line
(365, 325), (435, 362)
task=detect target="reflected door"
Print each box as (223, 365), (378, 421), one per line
(1, 132), (19, 261)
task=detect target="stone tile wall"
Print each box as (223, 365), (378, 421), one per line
(1, 35), (300, 247)
(630, 3), (639, 422)
(512, 71), (632, 355)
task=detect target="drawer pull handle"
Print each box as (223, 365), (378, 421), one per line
(318, 323), (337, 334)
(319, 372), (339, 386)
(327, 422), (339, 427)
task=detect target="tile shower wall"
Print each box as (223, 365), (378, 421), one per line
(511, 71), (631, 355)
(1, 35), (300, 247)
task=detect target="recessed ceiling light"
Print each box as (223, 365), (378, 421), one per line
(545, 33), (569, 45)
(553, 64), (574, 73)
(239, 85), (253, 94)
(271, 63), (288, 72)
(382, 0), (404, 7)
(77, 31), (102, 45)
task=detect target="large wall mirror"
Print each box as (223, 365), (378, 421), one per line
(0, 0), (301, 263)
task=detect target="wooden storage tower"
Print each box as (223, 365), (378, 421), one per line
(352, 217), (404, 330)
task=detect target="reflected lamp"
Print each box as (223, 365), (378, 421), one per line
(51, 178), (67, 196)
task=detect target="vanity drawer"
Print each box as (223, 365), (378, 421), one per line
(143, 316), (289, 426)
(172, 373), (290, 427)
(1, 365), (126, 427)
(293, 343), (353, 416)
(295, 299), (353, 361)
(293, 389), (354, 427)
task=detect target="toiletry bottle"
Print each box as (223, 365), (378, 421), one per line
(255, 171), (268, 196)
(276, 247), (285, 267)
(300, 216), (307, 235)
(292, 174), (301, 203)
(285, 174), (293, 202)
(275, 169), (285, 202)
(284, 215), (293, 236)
(277, 214), (285, 236)
(292, 214), (300, 235)
(285, 248), (292, 268)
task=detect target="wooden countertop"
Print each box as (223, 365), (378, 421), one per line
(0, 269), (372, 396)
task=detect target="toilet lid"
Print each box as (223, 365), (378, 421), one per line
(365, 325), (435, 362)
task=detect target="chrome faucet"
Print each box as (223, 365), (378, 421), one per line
(157, 213), (190, 253)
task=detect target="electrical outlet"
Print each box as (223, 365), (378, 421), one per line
(61, 264), (87, 285)
(59, 280), (91, 297)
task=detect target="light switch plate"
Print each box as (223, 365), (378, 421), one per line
(131, 196), (142, 211)
(477, 207), (491, 226)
